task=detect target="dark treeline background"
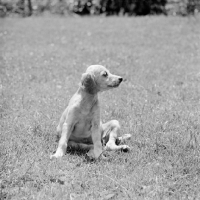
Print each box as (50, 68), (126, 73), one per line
(0, 0), (199, 17)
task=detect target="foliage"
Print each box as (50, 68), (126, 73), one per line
(0, 0), (199, 17)
(187, 0), (200, 15)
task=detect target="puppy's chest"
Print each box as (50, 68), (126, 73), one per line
(80, 107), (97, 118)
(78, 108), (97, 126)
(73, 115), (94, 137)
(79, 100), (99, 116)
(73, 105), (100, 137)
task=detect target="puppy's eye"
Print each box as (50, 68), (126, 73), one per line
(102, 71), (108, 77)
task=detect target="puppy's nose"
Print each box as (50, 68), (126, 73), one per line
(119, 77), (123, 83)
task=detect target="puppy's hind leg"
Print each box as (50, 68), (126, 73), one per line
(103, 120), (131, 152)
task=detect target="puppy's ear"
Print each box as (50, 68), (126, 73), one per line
(81, 73), (97, 94)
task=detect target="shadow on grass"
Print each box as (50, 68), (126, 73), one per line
(66, 146), (89, 157)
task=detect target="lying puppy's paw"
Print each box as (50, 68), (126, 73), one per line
(121, 145), (131, 152)
(117, 134), (132, 144)
(122, 134), (132, 140)
(50, 149), (64, 159)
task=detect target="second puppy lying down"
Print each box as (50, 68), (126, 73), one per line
(50, 65), (131, 160)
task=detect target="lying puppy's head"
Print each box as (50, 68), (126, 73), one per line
(81, 65), (123, 94)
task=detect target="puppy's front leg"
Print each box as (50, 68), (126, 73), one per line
(50, 122), (73, 159)
(87, 123), (102, 159)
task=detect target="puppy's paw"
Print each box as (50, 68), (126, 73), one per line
(123, 134), (132, 140)
(85, 151), (108, 162)
(117, 134), (132, 144)
(85, 153), (95, 162)
(50, 149), (64, 159)
(121, 145), (131, 152)
(85, 149), (104, 161)
(85, 149), (95, 160)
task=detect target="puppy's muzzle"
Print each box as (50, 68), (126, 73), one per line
(109, 77), (123, 88)
(119, 77), (123, 83)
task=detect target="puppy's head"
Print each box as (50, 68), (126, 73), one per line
(81, 65), (123, 94)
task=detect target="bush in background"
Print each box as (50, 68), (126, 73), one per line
(134, 0), (167, 15)
(0, 0), (199, 17)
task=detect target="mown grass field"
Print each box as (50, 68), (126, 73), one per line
(1, 15), (200, 200)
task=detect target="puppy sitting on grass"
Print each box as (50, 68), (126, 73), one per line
(50, 65), (131, 160)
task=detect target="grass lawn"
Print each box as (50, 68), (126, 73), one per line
(1, 15), (200, 199)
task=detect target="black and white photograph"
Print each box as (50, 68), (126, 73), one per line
(1, 0), (200, 199)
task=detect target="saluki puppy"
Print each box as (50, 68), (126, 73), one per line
(50, 65), (131, 160)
